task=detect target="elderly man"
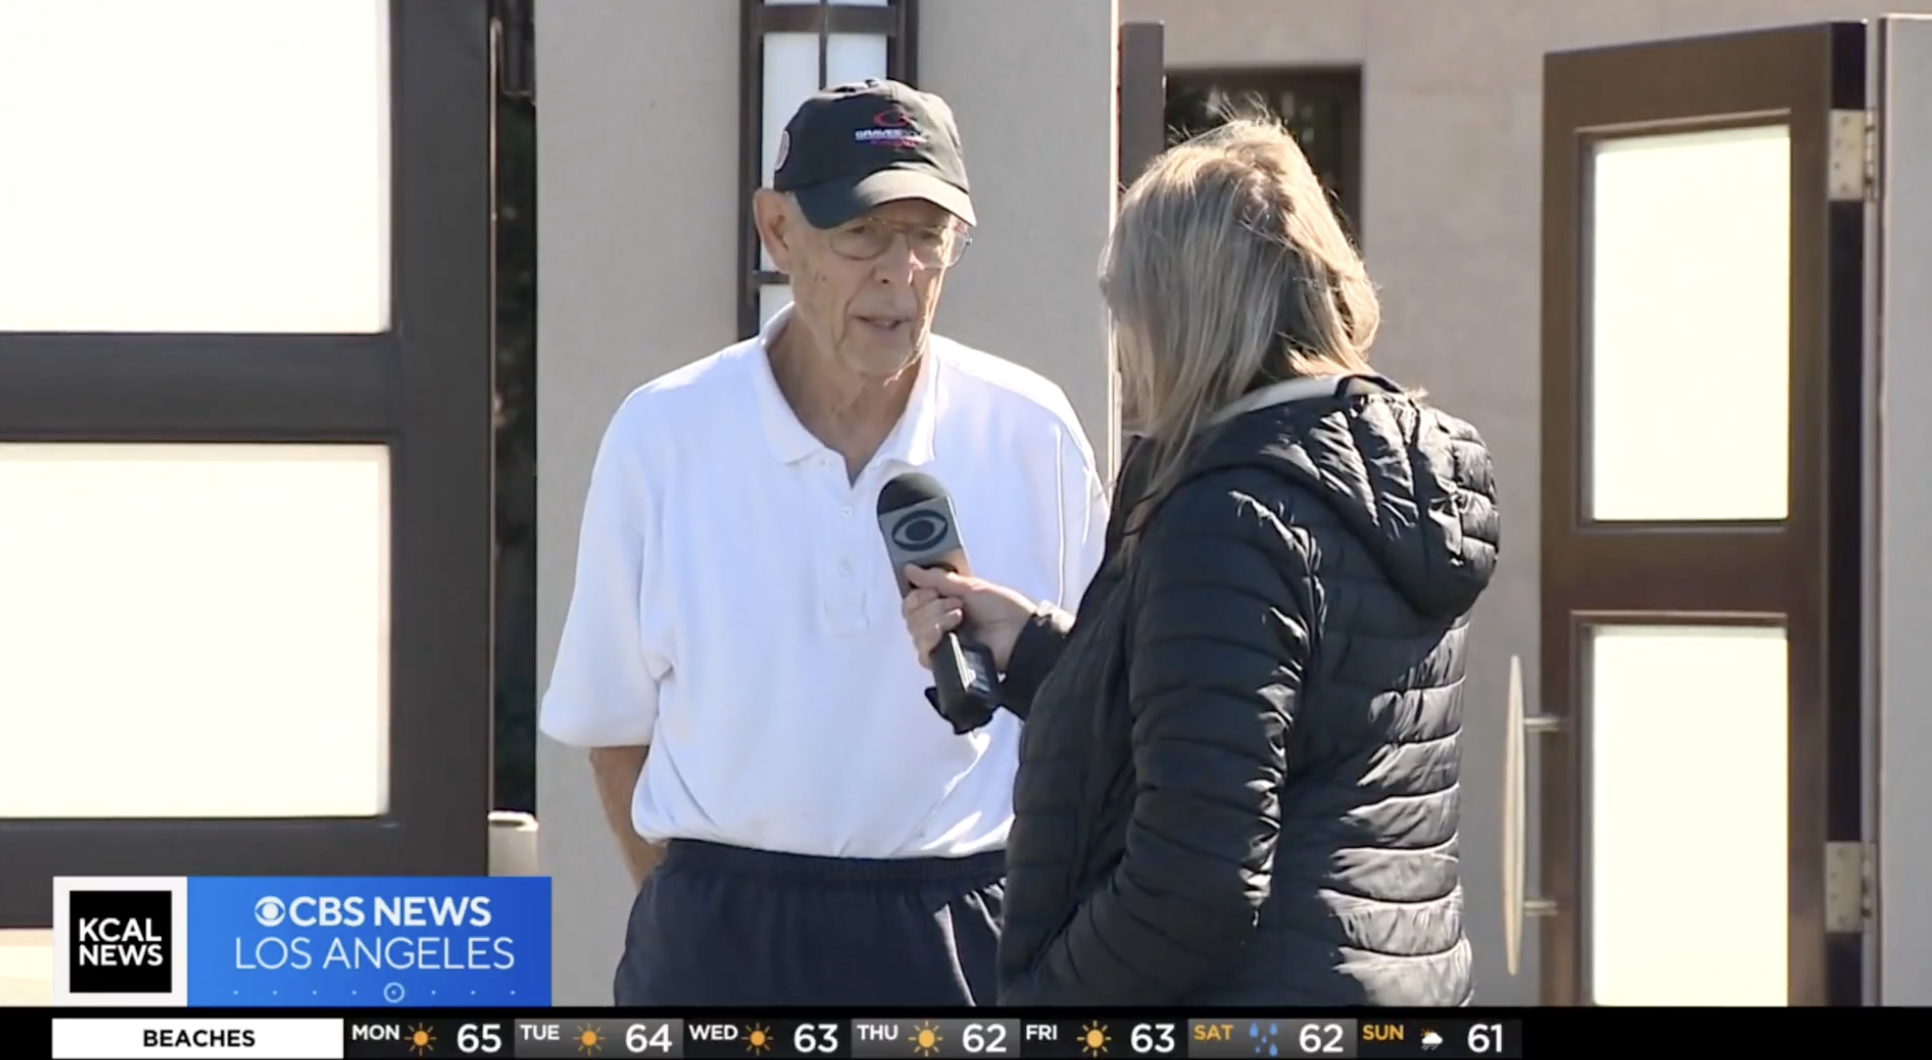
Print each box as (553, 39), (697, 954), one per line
(540, 80), (1108, 1007)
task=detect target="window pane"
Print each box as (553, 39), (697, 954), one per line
(1277, 89), (1349, 212)
(763, 33), (820, 186)
(1163, 78), (1358, 235)
(0, 444), (391, 819)
(0, 0), (392, 334)
(825, 34), (888, 88)
(1588, 125), (1790, 521)
(761, 31), (819, 273)
(1587, 623), (1788, 1005)
(760, 285), (793, 329)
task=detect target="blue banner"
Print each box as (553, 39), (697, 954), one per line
(183, 877), (550, 1007)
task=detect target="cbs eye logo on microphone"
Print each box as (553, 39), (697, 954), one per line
(52, 876), (552, 1007)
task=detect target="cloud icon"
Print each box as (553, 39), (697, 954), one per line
(1421, 1030), (1443, 1050)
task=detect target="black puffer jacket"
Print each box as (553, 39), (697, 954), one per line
(996, 375), (1499, 1006)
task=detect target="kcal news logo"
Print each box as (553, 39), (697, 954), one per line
(71, 891), (170, 988)
(53, 877), (188, 1006)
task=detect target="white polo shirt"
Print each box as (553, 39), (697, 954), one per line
(539, 306), (1108, 859)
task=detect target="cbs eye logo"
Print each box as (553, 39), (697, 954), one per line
(890, 510), (949, 552)
(254, 897), (286, 927)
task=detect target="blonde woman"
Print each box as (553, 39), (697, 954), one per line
(899, 118), (1499, 1006)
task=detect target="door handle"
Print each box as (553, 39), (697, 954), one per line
(1503, 653), (1562, 976)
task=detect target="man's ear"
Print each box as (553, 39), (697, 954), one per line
(752, 189), (801, 275)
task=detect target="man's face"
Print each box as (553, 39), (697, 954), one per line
(757, 194), (967, 380)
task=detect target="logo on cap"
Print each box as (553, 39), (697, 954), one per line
(774, 129), (791, 171)
(855, 105), (926, 148)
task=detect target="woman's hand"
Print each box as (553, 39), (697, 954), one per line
(900, 565), (1037, 672)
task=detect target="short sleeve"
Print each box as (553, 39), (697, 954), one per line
(1056, 422), (1110, 609)
(538, 411), (662, 748)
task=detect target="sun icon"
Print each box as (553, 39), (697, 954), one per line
(407, 1024), (436, 1056)
(1080, 1023), (1110, 1056)
(745, 1025), (772, 1054)
(911, 1022), (944, 1056)
(575, 1025), (604, 1055)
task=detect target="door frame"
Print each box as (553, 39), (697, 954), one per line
(0, 0), (495, 927)
(1538, 22), (1869, 1005)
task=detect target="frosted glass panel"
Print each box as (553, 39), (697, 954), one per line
(0, 0), (391, 333)
(1588, 624), (1788, 1005)
(762, 31), (818, 272)
(826, 35), (889, 88)
(763, 33), (820, 186)
(760, 286), (794, 330)
(0, 445), (391, 819)
(1588, 125), (1789, 521)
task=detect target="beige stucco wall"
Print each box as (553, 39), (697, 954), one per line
(535, 0), (1119, 1005)
(1121, 0), (1932, 1005)
(536, 0), (737, 1007)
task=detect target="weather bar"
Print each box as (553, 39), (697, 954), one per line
(47, 1014), (1523, 1059)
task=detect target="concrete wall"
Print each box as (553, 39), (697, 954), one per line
(535, 0), (1119, 1005)
(536, 0), (738, 1008)
(1120, 0), (1932, 1005)
(1875, 14), (1932, 1007)
(917, 0), (1121, 472)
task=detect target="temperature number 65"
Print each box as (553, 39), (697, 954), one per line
(456, 1025), (502, 1054)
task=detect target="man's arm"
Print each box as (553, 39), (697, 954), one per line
(589, 746), (666, 888)
(1061, 419), (1111, 606)
(1002, 420), (1113, 720)
(539, 399), (669, 888)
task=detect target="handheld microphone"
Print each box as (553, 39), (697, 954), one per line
(876, 472), (1001, 735)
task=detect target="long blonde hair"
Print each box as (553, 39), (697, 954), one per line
(1103, 116), (1380, 546)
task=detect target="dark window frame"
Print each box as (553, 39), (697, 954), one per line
(0, 0), (495, 927)
(1162, 67), (1364, 242)
(737, 0), (919, 339)
(1117, 22), (1167, 187)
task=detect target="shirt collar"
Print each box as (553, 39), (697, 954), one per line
(751, 302), (941, 469)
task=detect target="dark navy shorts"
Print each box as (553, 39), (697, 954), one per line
(613, 839), (1005, 1006)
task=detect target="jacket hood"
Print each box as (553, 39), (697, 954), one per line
(1176, 374), (1501, 621)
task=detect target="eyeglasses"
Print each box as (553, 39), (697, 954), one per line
(826, 218), (972, 270)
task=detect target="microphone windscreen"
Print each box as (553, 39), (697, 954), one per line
(878, 471), (948, 515)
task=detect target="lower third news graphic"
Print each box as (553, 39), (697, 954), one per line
(51, 875), (552, 1009)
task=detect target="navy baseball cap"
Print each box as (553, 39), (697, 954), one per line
(773, 79), (976, 229)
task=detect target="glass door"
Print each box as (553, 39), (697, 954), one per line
(0, 0), (495, 926)
(1535, 22), (1870, 1006)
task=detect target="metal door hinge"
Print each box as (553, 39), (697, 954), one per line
(1824, 841), (1874, 932)
(1828, 109), (1877, 202)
